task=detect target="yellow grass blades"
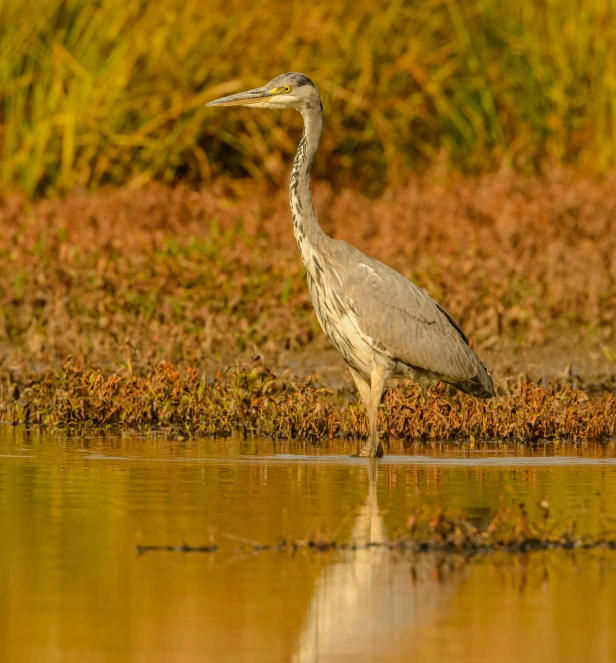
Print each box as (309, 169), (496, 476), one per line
(2, 0), (616, 196)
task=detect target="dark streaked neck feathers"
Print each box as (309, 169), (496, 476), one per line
(289, 105), (325, 263)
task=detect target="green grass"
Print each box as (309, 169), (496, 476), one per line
(2, 0), (616, 196)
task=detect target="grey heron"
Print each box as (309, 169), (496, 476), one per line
(207, 72), (495, 457)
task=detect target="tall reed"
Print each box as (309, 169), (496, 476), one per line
(2, 0), (615, 196)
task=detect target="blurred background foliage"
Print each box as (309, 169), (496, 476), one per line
(1, 0), (616, 197)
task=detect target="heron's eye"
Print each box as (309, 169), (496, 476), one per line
(282, 85), (292, 93)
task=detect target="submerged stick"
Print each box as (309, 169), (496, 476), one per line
(135, 536), (616, 556)
(137, 543), (218, 555)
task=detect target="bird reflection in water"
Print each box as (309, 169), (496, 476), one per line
(292, 461), (462, 662)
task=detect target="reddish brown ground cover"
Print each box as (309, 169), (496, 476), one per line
(5, 361), (615, 443)
(1, 171), (614, 437)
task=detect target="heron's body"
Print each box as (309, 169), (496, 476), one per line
(208, 72), (494, 457)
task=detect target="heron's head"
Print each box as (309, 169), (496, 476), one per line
(206, 72), (321, 113)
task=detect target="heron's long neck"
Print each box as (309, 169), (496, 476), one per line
(289, 106), (325, 261)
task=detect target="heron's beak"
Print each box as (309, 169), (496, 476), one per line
(206, 86), (274, 107)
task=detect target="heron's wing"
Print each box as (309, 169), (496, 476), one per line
(340, 254), (480, 382)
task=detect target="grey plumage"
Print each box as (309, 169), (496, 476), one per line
(207, 72), (495, 458)
(314, 241), (494, 396)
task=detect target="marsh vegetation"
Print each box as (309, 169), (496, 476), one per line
(2, 3), (616, 660)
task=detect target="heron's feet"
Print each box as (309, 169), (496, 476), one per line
(352, 440), (384, 458)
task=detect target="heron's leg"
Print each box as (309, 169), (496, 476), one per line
(364, 366), (388, 457)
(350, 366), (387, 458)
(349, 367), (371, 408)
(349, 368), (376, 457)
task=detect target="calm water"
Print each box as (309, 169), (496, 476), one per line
(1, 427), (616, 662)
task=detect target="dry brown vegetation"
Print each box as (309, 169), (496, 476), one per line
(1, 170), (615, 371)
(1, 170), (615, 439)
(5, 361), (615, 443)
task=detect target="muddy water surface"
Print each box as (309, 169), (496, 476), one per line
(1, 427), (616, 662)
